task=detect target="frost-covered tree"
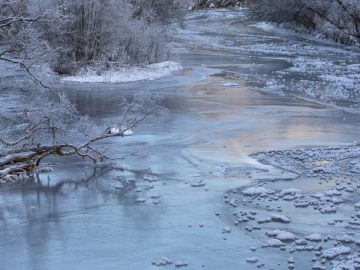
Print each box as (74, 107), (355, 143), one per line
(28, 0), (179, 75)
(0, 0), (166, 183)
(249, 0), (360, 44)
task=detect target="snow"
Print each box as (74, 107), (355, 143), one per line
(153, 257), (173, 266)
(322, 246), (351, 259)
(62, 61), (182, 83)
(243, 187), (275, 196)
(266, 230), (295, 241)
(270, 214), (291, 223)
(108, 125), (134, 136)
(305, 234), (323, 242)
(263, 238), (285, 248)
(336, 235), (355, 244)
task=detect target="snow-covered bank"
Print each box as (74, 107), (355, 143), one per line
(62, 61), (182, 83)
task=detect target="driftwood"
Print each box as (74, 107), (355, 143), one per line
(0, 128), (132, 183)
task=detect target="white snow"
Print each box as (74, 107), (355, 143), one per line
(263, 238), (285, 248)
(266, 230), (295, 241)
(305, 234), (322, 242)
(336, 235), (355, 244)
(175, 261), (188, 268)
(62, 61), (182, 83)
(322, 246), (351, 259)
(243, 187), (275, 196)
(108, 125), (134, 136)
(270, 214), (291, 223)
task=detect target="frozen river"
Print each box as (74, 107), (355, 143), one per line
(1, 8), (360, 270)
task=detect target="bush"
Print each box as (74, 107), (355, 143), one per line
(21, 0), (181, 75)
(249, 0), (360, 45)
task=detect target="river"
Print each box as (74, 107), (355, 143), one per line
(1, 8), (360, 270)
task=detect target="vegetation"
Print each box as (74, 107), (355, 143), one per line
(0, 0), (176, 183)
(249, 0), (360, 45)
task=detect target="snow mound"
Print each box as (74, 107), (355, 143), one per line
(266, 230), (295, 241)
(322, 246), (351, 259)
(63, 61), (182, 83)
(263, 238), (285, 248)
(270, 214), (291, 223)
(305, 234), (322, 242)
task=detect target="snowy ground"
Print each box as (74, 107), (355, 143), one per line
(62, 61), (182, 83)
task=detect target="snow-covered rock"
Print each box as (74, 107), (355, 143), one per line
(270, 214), (291, 223)
(336, 235), (355, 244)
(305, 234), (322, 242)
(153, 257), (173, 266)
(322, 246), (351, 259)
(266, 230), (295, 241)
(222, 227), (231, 234)
(263, 239), (285, 248)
